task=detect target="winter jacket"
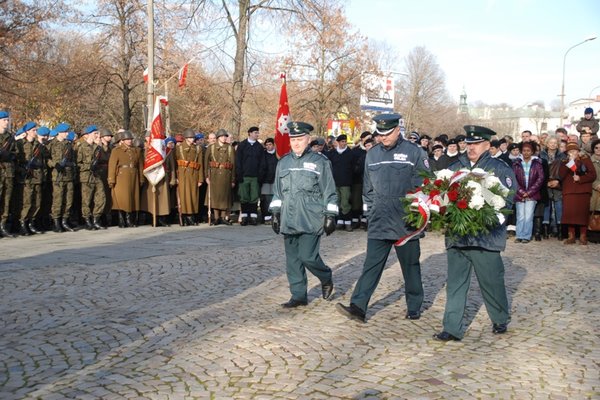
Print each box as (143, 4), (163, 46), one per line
(512, 157), (545, 202)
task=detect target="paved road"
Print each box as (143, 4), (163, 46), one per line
(0, 224), (598, 399)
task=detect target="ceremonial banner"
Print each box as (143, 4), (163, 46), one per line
(275, 73), (291, 158)
(143, 96), (169, 186)
(178, 63), (189, 88)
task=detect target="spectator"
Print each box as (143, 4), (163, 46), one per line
(512, 142), (544, 243)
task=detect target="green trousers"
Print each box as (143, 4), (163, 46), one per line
(442, 248), (510, 339)
(336, 186), (352, 217)
(81, 180), (106, 218)
(350, 239), (423, 314)
(51, 181), (74, 219)
(238, 176), (259, 204)
(20, 182), (42, 220)
(284, 234), (332, 302)
(0, 174), (13, 222)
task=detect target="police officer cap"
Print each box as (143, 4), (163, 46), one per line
(463, 125), (496, 143)
(373, 113), (402, 135)
(216, 128), (229, 138)
(99, 128), (113, 138)
(183, 128), (196, 139)
(22, 122), (37, 132)
(447, 138), (458, 146)
(83, 125), (98, 135)
(119, 130), (134, 141)
(55, 122), (71, 133)
(37, 127), (50, 136)
(286, 121), (313, 137)
(336, 134), (347, 142)
(455, 134), (466, 143)
(0, 110), (9, 119)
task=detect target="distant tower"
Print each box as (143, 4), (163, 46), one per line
(458, 86), (468, 114)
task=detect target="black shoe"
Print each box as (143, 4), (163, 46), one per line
(492, 323), (508, 334)
(321, 281), (334, 300)
(281, 298), (308, 308)
(28, 221), (43, 234)
(0, 222), (16, 238)
(125, 213), (137, 227)
(433, 331), (461, 341)
(345, 223), (353, 232)
(521, 239), (530, 244)
(335, 303), (366, 323)
(240, 217), (248, 226)
(19, 221), (32, 236)
(93, 216), (106, 230)
(249, 217), (258, 226)
(514, 238), (522, 243)
(62, 218), (75, 232)
(84, 217), (96, 230)
(405, 310), (421, 320)
(221, 218), (232, 226)
(53, 218), (65, 233)
(157, 217), (170, 227)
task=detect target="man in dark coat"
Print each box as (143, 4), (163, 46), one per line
(350, 131), (371, 229)
(259, 137), (278, 224)
(236, 126), (264, 225)
(327, 134), (355, 231)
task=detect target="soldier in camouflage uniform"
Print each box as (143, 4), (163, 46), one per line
(77, 125), (106, 230)
(96, 128), (113, 227)
(0, 110), (17, 237)
(18, 123), (48, 235)
(47, 123), (77, 233)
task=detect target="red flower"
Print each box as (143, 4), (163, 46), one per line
(423, 178), (430, 185)
(450, 182), (460, 190)
(434, 179), (443, 187)
(429, 189), (440, 197)
(447, 190), (459, 202)
(456, 199), (468, 209)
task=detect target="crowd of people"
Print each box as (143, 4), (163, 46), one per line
(0, 107), (599, 245)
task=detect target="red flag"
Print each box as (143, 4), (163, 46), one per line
(143, 96), (168, 186)
(143, 67), (149, 84)
(566, 159), (577, 172)
(178, 63), (189, 88)
(275, 73), (291, 158)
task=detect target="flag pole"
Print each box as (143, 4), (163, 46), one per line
(146, 0), (154, 137)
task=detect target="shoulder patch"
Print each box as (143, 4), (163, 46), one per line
(505, 177), (513, 188)
(423, 158), (430, 169)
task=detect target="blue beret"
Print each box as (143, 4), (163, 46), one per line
(66, 131), (76, 141)
(0, 111), (8, 119)
(37, 127), (50, 136)
(22, 122), (37, 132)
(15, 127), (24, 135)
(49, 129), (58, 137)
(164, 137), (176, 145)
(54, 122), (71, 133)
(83, 125), (98, 135)
(195, 133), (204, 140)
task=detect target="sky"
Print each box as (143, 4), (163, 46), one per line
(345, 0), (600, 108)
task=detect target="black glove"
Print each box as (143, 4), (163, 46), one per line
(272, 213), (280, 235)
(323, 216), (336, 236)
(54, 164), (64, 172)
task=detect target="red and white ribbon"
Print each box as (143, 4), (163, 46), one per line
(395, 196), (431, 247)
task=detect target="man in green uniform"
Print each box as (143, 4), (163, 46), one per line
(433, 125), (516, 341)
(48, 122), (77, 233)
(18, 122), (47, 235)
(77, 125), (106, 230)
(269, 121), (338, 308)
(0, 110), (17, 237)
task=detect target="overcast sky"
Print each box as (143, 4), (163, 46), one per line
(345, 0), (600, 108)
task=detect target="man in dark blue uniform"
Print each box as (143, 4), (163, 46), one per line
(336, 113), (429, 322)
(434, 125), (516, 341)
(269, 122), (338, 308)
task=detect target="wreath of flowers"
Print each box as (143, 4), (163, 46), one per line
(402, 168), (512, 240)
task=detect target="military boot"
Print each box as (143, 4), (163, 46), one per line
(19, 220), (32, 236)
(125, 212), (137, 227)
(53, 218), (65, 233)
(62, 217), (75, 232)
(28, 220), (43, 234)
(84, 216), (96, 230)
(93, 216), (106, 230)
(118, 211), (126, 228)
(0, 221), (16, 238)
(533, 217), (542, 241)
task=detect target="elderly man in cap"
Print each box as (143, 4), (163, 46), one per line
(47, 123), (78, 232)
(77, 125), (106, 230)
(336, 113), (429, 323)
(205, 128), (235, 225)
(175, 128), (204, 226)
(0, 110), (18, 237)
(269, 121), (338, 308)
(433, 125), (516, 341)
(236, 126), (264, 225)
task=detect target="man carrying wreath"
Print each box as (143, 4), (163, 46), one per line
(434, 125), (516, 341)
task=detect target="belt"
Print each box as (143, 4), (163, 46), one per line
(119, 164), (138, 169)
(177, 160), (201, 170)
(208, 161), (233, 170)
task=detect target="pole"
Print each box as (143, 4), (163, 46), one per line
(146, 0), (155, 138)
(559, 36), (597, 128)
(165, 82), (171, 137)
(152, 185), (157, 227)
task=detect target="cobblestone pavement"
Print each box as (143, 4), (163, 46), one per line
(0, 224), (598, 399)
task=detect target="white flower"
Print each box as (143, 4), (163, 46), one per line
(466, 180), (483, 196)
(470, 168), (487, 177)
(435, 169), (454, 180)
(483, 175), (501, 189)
(469, 193), (485, 210)
(489, 194), (506, 210)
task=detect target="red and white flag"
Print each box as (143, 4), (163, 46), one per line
(566, 159), (577, 172)
(143, 67), (149, 84)
(275, 73), (291, 158)
(178, 63), (189, 88)
(143, 96), (168, 186)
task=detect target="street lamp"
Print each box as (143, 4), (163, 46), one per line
(559, 36), (597, 127)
